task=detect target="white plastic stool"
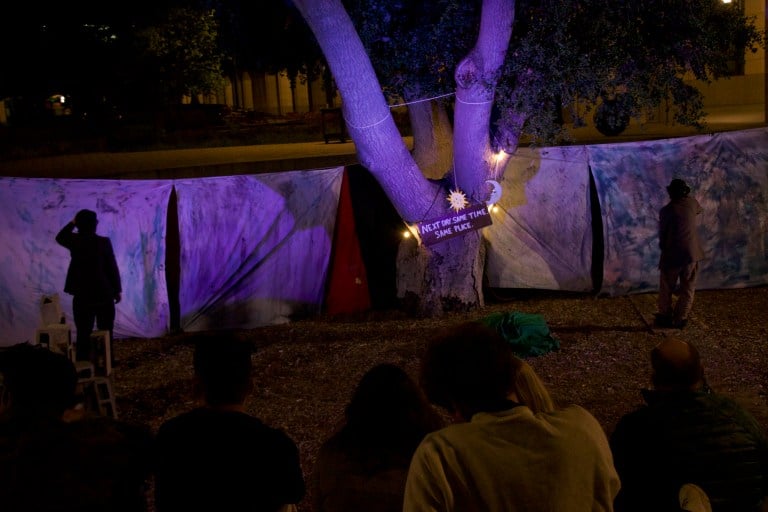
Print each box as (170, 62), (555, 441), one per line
(76, 366), (118, 419)
(35, 325), (72, 358)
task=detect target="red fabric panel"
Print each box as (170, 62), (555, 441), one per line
(325, 169), (371, 315)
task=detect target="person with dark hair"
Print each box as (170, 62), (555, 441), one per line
(56, 208), (122, 364)
(610, 337), (768, 512)
(0, 342), (78, 425)
(656, 178), (705, 329)
(404, 321), (620, 511)
(154, 333), (306, 512)
(0, 343), (153, 512)
(312, 363), (443, 512)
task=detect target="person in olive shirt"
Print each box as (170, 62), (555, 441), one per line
(55, 209), (122, 364)
(404, 322), (619, 512)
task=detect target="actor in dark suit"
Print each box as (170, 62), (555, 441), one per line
(56, 209), (122, 363)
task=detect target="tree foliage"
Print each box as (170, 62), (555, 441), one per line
(214, 0), (330, 99)
(343, 0), (480, 102)
(342, 0), (765, 146)
(139, 7), (226, 104)
(1, 1), (224, 111)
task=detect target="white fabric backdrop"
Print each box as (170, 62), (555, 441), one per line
(484, 128), (768, 295)
(589, 127), (768, 295)
(2, 129), (764, 346)
(0, 178), (172, 346)
(484, 146), (594, 291)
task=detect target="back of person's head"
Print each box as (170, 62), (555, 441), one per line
(0, 342), (77, 419)
(666, 178), (691, 200)
(420, 321), (514, 420)
(509, 356), (555, 414)
(650, 337), (705, 391)
(345, 363), (437, 431)
(75, 209), (98, 234)
(337, 363), (442, 470)
(192, 332), (254, 407)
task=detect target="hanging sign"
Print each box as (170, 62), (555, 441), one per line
(417, 202), (493, 246)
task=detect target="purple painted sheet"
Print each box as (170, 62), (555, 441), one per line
(0, 178), (172, 345)
(174, 168), (343, 331)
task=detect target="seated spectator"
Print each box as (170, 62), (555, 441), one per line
(312, 363), (443, 512)
(154, 332), (305, 512)
(0, 342), (153, 512)
(610, 336), (768, 512)
(0, 343), (78, 427)
(403, 321), (620, 511)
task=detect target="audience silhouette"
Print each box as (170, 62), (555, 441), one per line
(153, 332), (305, 512)
(610, 336), (768, 512)
(312, 363), (443, 512)
(0, 342), (153, 512)
(403, 321), (620, 511)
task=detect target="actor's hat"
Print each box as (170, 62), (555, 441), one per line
(75, 209), (98, 232)
(667, 179), (691, 197)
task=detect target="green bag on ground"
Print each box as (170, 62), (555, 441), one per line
(479, 311), (560, 358)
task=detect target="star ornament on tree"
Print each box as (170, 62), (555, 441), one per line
(447, 189), (469, 212)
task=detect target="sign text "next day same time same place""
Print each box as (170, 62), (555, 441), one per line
(417, 203), (492, 246)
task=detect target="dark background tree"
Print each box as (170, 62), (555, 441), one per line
(215, 0), (331, 110)
(138, 6), (225, 106)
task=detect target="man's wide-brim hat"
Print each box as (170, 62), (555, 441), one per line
(75, 209), (98, 231)
(75, 209), (97, 223)
(667, 179), (691, 196)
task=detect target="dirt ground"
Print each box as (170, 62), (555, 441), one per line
(111, 286), (768, 511)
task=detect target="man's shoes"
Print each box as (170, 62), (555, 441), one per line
(654, 313), (673, 328)
(679, 483), (712, 512)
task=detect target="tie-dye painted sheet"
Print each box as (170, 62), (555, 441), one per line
(589, 127), (768, 296)
(0, 178), (172, 345)
(174, 168), (343, 332)
(484, 146), (594, 291)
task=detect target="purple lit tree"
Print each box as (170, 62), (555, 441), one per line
(291, 0), (765, 315)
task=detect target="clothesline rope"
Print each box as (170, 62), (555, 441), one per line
(344, 92), (457, 129)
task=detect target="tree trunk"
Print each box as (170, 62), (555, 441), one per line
(452, 0), (515, 204)
(409, 100), (453, 180)
(397, 232), (486, 316)
(293, 0), (515, 315)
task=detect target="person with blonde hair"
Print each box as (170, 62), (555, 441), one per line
(509, 355), (555, 414)
(404, 321), (619, 511)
